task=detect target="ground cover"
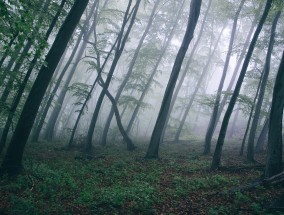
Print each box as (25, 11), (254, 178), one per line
(0, 139), (283, 214)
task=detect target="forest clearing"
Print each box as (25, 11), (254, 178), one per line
(0, 140), (283, 214)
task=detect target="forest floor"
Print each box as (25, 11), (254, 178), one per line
(0, 138), (283, 215)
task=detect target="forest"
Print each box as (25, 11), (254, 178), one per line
(0, 0), (284, 214)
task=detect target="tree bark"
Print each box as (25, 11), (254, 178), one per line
(0, 0), (89, 176)
(264, 50), (284, 178)
(145, 0), (202, 159)
(211, 0), (273, 170)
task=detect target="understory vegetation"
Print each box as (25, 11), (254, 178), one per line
(0, 140), (283, 215)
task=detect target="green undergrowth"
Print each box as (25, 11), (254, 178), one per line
(0, 141), (283, 214)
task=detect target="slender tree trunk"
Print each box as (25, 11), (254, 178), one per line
(85, 0), (141, 152)
(101, 0), (161, 146)
(211, 0), (273, 170)
(255, 113), (269, 153)
(227, 107), (239, 138)
(146, 0), (202, 159)
(264, 50), (284, 178)
(160, 0), (212, 144)
(97, 76), (135, 150)
(203, 0), (245, 155)
(174, 26), (224, 142)
(125, 0), (186, 136)
(0, 0), (89, 176)
(247, 10), (281, 162)
(239, 68), (264, 156)
(214, 1), (264, 136)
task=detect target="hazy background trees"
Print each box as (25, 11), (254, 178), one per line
(0, 0), (283, 176)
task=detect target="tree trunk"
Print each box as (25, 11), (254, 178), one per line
(255, 113), (269, 153)
(0, 0), (89, 176)
(101, 0), (161, 146)
(85, 0), (141, 152)
(31, 47), (67, 141)
(264, 50), (284, 178)
(203, 0), (245, 155)
(160, 0), (212, 144)
(239, 67), (264, 156)
(213, 1), (264, 139)
(145, 0), (202, 159)
(247, 10), (281, 162)
(211, 0), (273, 170)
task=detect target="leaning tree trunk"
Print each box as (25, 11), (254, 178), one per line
(211, 0), (273, 170)
(247, 10), (281, 162)
(85, 0), (141, 152)
(101, 0), (161, 146)
(146, 0), (202, 159)
(213, 1), (264, 139)
(264, 50), (284, 178)
(160, 0), (212, 144)
(0, 0), (89, 176)
(203, 0), (245, 155)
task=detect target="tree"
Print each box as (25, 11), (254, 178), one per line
(0, 0), (89, 176)
(264, 50), (284, 178)
(174, 25), (225, 142)
(160, 0), (213, 144)
(85, 0), (141, 152)
(100, 0), (161, 146)
(247, 9), (281, 162)
(125, 0), (186, 136)
(31, 0), (99, 142)
(211, 0), (273, 170)
(0, 0), (68, 155)
(145, 0), (202, 159)
(203, 0), (245, 155)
